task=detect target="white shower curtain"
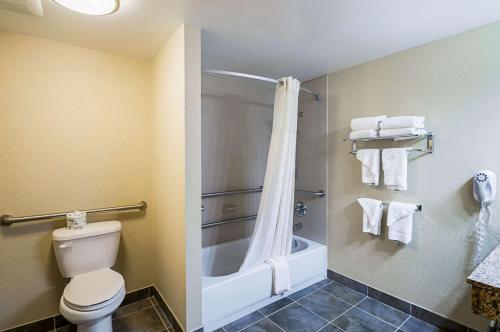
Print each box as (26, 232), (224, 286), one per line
(239, 77), (300, 271)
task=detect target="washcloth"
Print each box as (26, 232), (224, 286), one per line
(349, 129), (378, 140)
(357, 198), (384, 235)
(351, 115), (387, 131)
(382, 148), (408, 191)
(387, 202), (418, 244)
(356, 149), (380, 185)
(264, 257), (291, 295)
(379, 128), (427, 138)
(380, 116), (425, 129)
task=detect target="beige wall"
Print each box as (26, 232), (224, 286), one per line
(152, 24), (202, 332)
(327, 21), (500, 330)
(0, 31), (153, 330)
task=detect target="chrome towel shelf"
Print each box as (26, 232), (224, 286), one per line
(1, 201), (147, 226)
(357, 197), (422, 212)
(345, 132), (434, 155)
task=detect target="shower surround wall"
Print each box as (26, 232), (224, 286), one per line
(201, 75), (327, 246)
(327, 20), (500, 330)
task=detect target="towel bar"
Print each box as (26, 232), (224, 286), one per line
(345, 132), (434, 155)
(357, 197), (422, 212)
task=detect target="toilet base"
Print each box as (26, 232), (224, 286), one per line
(76, 316), (112, 332)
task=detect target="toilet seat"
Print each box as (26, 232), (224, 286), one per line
(63, 268), (124, 312)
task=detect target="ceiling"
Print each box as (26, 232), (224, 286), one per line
(1, 0), (500, 80)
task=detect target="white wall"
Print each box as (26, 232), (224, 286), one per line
(152, 24), (202, 332)
(327, 21), (500, 330)
(0, 31), (153, 330)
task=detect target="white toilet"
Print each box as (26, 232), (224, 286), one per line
(53, 220), (125, 332)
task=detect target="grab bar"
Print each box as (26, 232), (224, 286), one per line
(202, 187), (325, 198)
(202, 215), (257, 229)
(1, 201), (147, 226)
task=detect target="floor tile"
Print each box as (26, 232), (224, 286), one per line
(241, 318), (283, 332)
(5, 317), (54, 332)
(399, 317), (446, 332)
(224, 311), (264, 332)
(55, 325), (76, 332)
(367, 288), (411, 314)
(269, 303), (328, 332)
(318, 324), (344, 332)
(112, 306), (166, 332)
(322, 282), (366, 305)
(154, 304), (172, 328)
(113, 298), (152, 318)
(356, 297), (409, 327)
(333, 272), (368, 294)
(288, 279), (331, 301)
(212, 329), (226, 332)
(332, 307), (396, 332)
(298, 290), (352, 321)
(259, 297), (294, 316)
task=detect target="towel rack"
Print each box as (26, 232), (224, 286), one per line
(357, 198), (422, 212)
(1, 201), (147, 226)
(345, 132), (434, 155)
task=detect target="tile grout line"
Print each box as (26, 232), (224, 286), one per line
(151, 298), (171, 330)
(112, 304), (154, 321)
(397, 316), (411, 331)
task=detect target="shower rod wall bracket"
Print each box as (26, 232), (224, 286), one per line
(1, 201), (147, 226)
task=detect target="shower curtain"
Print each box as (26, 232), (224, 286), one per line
(239, 77), (301, 271)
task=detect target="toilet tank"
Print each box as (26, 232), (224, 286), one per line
(53, 221), (121, 278)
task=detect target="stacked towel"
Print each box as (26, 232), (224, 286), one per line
(357, 198), (383, 235)
(387, 202), (418, 244)
(380, 116), (425, 129)
(356, 149), (380, 185)
(264, 257), (291, 295)
(379, 116), (426, 138)
(382, 148), (408, 191)
(350, 115), (386, 140)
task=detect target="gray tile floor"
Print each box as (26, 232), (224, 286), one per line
(216, 279), (449, 332)
(56, 297), (174, 332)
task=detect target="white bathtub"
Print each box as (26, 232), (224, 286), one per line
(202, 235), (327, 331)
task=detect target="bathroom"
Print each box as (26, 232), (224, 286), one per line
(1, 1), (500, 332)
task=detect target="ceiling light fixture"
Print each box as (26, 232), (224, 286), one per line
(53, 0), (119, 16)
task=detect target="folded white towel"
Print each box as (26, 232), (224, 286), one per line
(264, 257), (291, 295)
(380, 116), (425, 129)
(382, 148), (408, 191)
(379, 128), (427, 138)
(356, 149), (380, 185)
(349, 129), (378, 140)
(357, 198), (383, 235)
(351, 115), (387, 131)
(387, 202), (418, 244)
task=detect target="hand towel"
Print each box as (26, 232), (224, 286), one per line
(379, 128), (427, 138)
(382, 148), (408, 191)
(349, 129), (378, 140)
(264, 256), (291, 295)
(351, 115), (387, 131)
(356, 149), (380, 185)
(357, 198), (383, 235)
(380, 116), (425, 129)
(387, 202), (418, 244)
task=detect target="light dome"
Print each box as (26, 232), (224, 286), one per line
(53, 0), (119, 16)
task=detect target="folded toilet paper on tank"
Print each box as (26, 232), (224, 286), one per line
(379, 128), (427, 138)
(382, 148), (408, 191)
(66, 211), (87, 229)
(380, 116), (425, 129)
(350, 115), (387, 131)
(349, 129), (379, 140)
(387, 202), (418, 244)
(355, 149), (380, 185)
(356, 197), (383, 236)
(264, 257), (291, 295)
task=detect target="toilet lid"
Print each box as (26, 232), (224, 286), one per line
(63, 268), (124, 308)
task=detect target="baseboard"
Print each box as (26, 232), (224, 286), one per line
(327, 269), (477, 332)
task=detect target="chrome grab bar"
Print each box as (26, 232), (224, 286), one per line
(1, 201), (147, 226)
(202, 187), (325, 198)
(202, 215), (257, 229)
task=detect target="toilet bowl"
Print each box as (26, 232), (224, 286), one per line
(59, 269), (125, 332)
(52, 221), (125, 332)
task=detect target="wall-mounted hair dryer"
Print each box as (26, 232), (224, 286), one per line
(472, 170), (497, 266)
(473, 170), (497, 207)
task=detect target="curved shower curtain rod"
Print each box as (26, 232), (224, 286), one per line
(203, 69), (320, 101)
